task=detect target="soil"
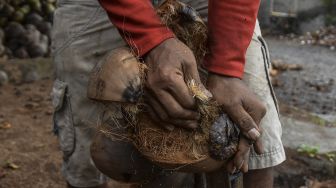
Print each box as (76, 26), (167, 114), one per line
(0, 80), (131, 188)
(274, 148), (336, 188)
(266, 36), (336, 116)
(0, 80), (65, 188)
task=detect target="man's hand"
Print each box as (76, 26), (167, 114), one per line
(145, 38), (205, 131)
(207, 74), (266, 173)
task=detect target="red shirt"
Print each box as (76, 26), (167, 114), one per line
(98, 0), (260, 78)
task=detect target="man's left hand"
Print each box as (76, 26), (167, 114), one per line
(207, 73), (266, 173)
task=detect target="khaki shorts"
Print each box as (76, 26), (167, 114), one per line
(51, 0), (285, 186)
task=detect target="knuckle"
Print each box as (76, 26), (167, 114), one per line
(238, 116), (252, 130)
(168, 110), (181, 118)
(159, 69), (171, 81)
(260, 105), (267, 116)
(224, 102), (241, 113)
(255, 102), (267, 118)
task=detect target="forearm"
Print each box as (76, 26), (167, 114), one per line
(98, 0), (174, 56)
(204, 0), (261, 78)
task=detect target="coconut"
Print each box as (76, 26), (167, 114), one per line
(96, 0), (239, 169)
(14, 47), (29, 58)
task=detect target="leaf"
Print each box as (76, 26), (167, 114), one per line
(0, 122), (11, 129)
(5, 162), (19, 170)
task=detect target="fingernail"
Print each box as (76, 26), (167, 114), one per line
(248, 128), (261, 140)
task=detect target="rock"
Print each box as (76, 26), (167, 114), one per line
(13, 10), (25, 22)
(25, 24), (41, 44)
(6, 38), (25, 51)
(23, 70), (40, 83)
(0, 70), (9, 86)
(24, 102), (39, 109)
(18, 5), (31, 15)
(44, 3), (55, 14)
(1, 4), (15, 17)
(36, 21), (51, 37)
(11, 0), (23, 6)
(4, 22), (25, 39)
(0, 17), (8, 27)
(25, 12), (43, 27)
(5, 47), (13, 58)
(26, 34), (49, 57)
(30, 0), (42, 12)
(13, 47), (29, 58)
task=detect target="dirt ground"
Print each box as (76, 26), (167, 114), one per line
(0, 80), (65, 188)
(0, 79), (132, 187)
(266, 36), (336, 116)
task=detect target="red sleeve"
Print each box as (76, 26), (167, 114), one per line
(98, 0), (175, 56)
(203, 0), (260, 78)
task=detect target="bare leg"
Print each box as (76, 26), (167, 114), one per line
(243, 167), (273, 188)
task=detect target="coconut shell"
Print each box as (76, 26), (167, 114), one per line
(91, 0), (239, 169)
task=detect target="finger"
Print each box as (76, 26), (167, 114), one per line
(155, 90), (200, 121)
(147, 102), (197, 129)
(226, 105), (261, 141)
(145, 104), (175, 131)
(241, 149), (250, 173)
(233, 136), (251, 172)
(146, 92), (199, 129)
(253, 128), (264, 154)
(145, 93), (170, 122)
(242, 97), (265, 154)
(168, 118), (198, 130)
(182, 58), (212, 100)
(166, 74), (196, 109)
(182, 56), (201, 83)
(243, 98), (266, 125)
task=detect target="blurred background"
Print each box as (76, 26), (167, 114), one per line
(0, 0), (335, 187)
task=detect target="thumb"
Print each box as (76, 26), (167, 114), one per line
(184, 60), (212, 101)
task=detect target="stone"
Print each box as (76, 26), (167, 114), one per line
(0, 70), (9, 86)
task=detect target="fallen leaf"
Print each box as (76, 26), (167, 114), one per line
(5, 162), (19, 170)
(0, 122), (12, 129)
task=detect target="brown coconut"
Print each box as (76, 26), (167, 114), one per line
(90, 0), (238, 169)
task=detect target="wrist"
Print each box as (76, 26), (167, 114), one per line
(208, 72), (241, 81)
(143, 37), (176, 59)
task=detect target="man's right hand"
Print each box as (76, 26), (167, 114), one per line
(144, 38), (206, 131)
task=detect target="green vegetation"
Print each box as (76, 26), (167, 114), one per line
(323, 0), (336, 25)
(297, 144), (320, 158)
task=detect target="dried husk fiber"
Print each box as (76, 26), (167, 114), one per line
(100, 0), (222, 165)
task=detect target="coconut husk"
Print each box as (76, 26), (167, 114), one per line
(156, 0), (207, 65)
(98, 0), (238, 166)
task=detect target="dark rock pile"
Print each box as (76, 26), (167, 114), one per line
(0, 0), (55, 59)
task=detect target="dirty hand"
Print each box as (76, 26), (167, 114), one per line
(145, 38), (206, 131)
(207, 74), (266, 173)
